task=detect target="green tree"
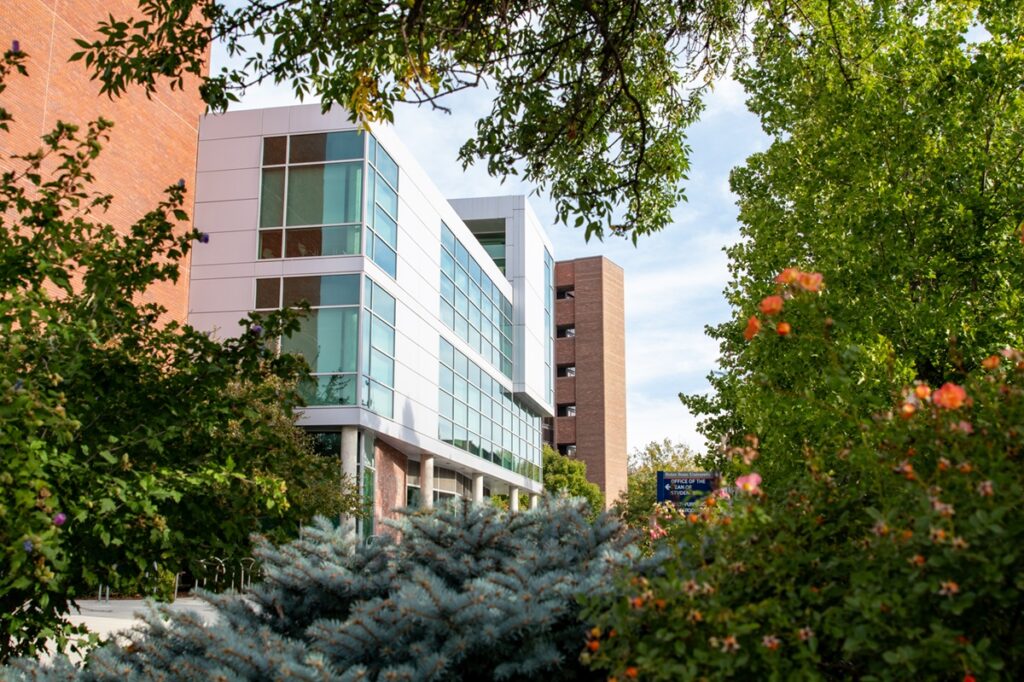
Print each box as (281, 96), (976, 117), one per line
(682, 0), (1024, 479)
(542, 445), (604, 515)
(69, 0), (748, 241)
(0, 49), (359, 662)
(614, 439), (700, 530)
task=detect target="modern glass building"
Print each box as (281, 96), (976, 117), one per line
(188, 104), (555, 536)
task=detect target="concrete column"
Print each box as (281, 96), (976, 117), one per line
(340, 427), (359, 532)
(530, 493), (540, 510)
(510, 486), (520, 513)
(472, 474), (485, 503)
(420, 454), (434, 510)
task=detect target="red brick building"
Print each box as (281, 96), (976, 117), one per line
(1, 1), (206, 322)
(551, 256), (628, 506)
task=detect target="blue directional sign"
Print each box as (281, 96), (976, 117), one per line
(656, 471), (719, 511)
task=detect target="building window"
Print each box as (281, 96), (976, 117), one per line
(366, 136), (399, 279)
(360, 433), (376, 539)
(256, 274), (360, 406)
(557, 326), (576, 338)
(557, 366), (576, 378)
(558, 405), (576, 417)
(258, 132), (363, 259)
(439, 222), (514, 378)
(556, 287), (575, 299)
(361, 277), (397, 419)
(406, 460), (473, 505)
(437, 337), (542, 481)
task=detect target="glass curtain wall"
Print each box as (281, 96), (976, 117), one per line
(439, 222), (514, 378)
(255, 274), (360, 405)
(258, 132), (363, 259)
(366, 136), (400, 278)
(438, 337), (542, 481)
(361, 277), (397, 419)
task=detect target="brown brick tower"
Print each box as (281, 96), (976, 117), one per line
(551, 256), (627, 506)
(1, 2), (207, 322)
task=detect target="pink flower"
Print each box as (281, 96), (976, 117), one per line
(735, 473), (762, 495)
(932, 382), (967, 410)
(648, 522), (668, 540)
(713, 488), (731, 500)
(976, 480), (994, 497)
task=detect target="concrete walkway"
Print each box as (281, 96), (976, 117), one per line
(69, 597), (219, 639)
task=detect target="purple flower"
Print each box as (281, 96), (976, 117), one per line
(52, 512), (67, 527)
(22, 539), (33, 553)
(11, 40), (20, 54)
(198, 232), (210, 244)
(251, 324), (264, 336)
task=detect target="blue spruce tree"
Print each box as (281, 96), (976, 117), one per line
(6, 498), (640, 681)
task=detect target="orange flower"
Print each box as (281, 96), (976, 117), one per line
(743, 315), (761, 341)
(630, 596), (645, 609)
(910, 554), (926, 566)
(899, 402), (917, 419)
(759, 295), (784, 315)
(932, 382), (967, 410)
(938, 580), (960, 597)
(914, 383), (932, 400)
(797, 271), (824, 292)
(761, 634), (781, 651)
(654, 598), (667, 610)
(937, 457), (951, 471)
(982, 355), (1000, 370)
(689, 609), (703, 623)
(625, 667), (639, 679)
(775, 267), (800, 284)
(587, 640), (600, 652)
(777, 321), (792, 336)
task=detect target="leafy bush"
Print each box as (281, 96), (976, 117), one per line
(7, 500), (641, 681)
(583, 276), (1024, 681)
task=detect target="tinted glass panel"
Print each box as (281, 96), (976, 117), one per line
(284, 225), (360, 258)
(375, 174), (398, 217)
(371, 284), (396, 322)
(283, 275), (359, 307)
(300, 373), (356, 406)
(289, 131), (363, 163)
(263, 136), (287, 165)
(281, 307), (358, 373)
(369, 348), (394, 385)
(255, 278), (279, 309)
(258, 230), (282, 259)
(259, 168), (285, 227)
(376, 147), (399, 187)
(373, 205), (398, 247)
(373, 243), (397, 278)
(286, 163), (362, 226)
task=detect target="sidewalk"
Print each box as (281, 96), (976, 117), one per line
(68, 597), (219, 639)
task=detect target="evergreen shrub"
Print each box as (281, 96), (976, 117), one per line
(8, 499), (640, 681)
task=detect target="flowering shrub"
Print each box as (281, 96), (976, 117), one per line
(583, 278), (1024, 680)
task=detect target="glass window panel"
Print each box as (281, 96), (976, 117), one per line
(454, 426), (468, 449)
(469, 386), (480, 411)
(373, 243), (397, 279)
(455, 314), (468, 339)
(441, 251), (455, 279)
(467, 364), (480, 388)
(369, 348), (394, 386)
(285, 227), (323, 258)
(455, 240), (469, 269)
(439, 418), (453, 443)
(255, 278), (279, 309)
(263, 136), (287, 165)
(454, 265), (468, 291)
(286, 163), (362, 226)
(368, 135), (378, 166)
(453, 400), (468, 425)
(259, 168), (285, 227)
(468, 259), (481, 287)
(259, 230), (282, 259)
(440, 274), (455, 303)
(282, 307), (358, 373)
(300, 373), (356, 406)
(441, 223), (455, 254)
(469, 282), (481, 308)
(289, 131), (364, 163)
(373, 204), (398, 247)
(371, 316), (395, 356)
(454, 352), (468, 378)
(320, 225), (361, 256)
(371, 284), (396, 322)
(468, 328), (480, 354)
(454, 377), (468, 403)
(440, 339), (454, 367)
(439, 391), (453, 419)
(367, 381), (393, 419)
(375, 174), (398, 218)
(376, 146), (399, 188)
(283, 276), (321, 307)
(440, 366), (454, 393)
(454, 290), (468, 316)
(469, 304), (481, 330)
(441, 301), (455, 329)
(321, 275), (360, 306)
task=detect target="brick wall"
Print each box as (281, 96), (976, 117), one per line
(552, 257), (628, 507)
(1, 1), (207, 323)
(374, 440), (408, 538)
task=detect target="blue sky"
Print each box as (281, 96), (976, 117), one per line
(217, 44), (770, 454)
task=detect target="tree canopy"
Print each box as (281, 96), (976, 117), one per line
(70, 0), (747, 241)
(542, 445), (604, 514)
(682, 0), (1024, 477)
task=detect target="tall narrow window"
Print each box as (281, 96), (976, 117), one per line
(361, 277), (397, 418)
(366, 137), (399, 278)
